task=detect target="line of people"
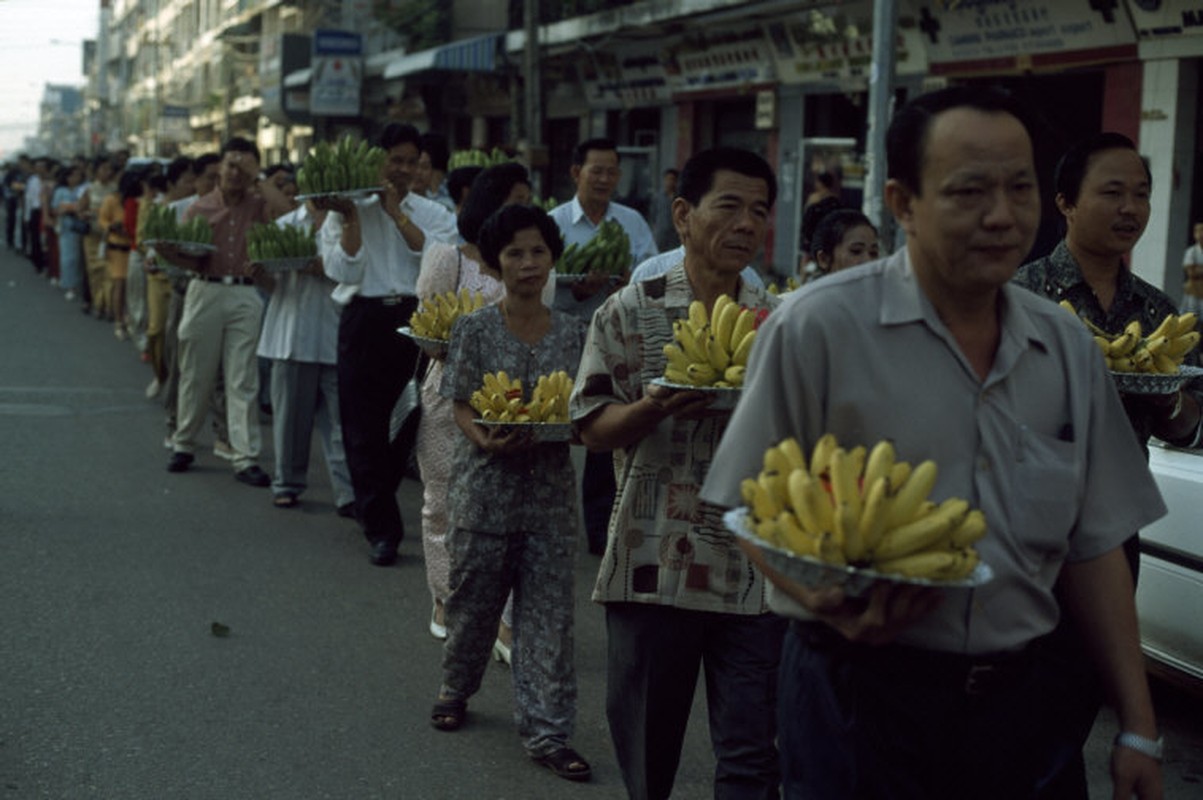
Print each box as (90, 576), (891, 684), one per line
(9, 84), (1200, 799)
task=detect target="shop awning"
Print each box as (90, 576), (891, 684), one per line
(383, 33), (503, 80)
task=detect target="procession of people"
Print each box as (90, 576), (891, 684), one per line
(5, 84), (1199, 799)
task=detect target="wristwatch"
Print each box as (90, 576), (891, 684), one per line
(1114, 731), (1164, 761)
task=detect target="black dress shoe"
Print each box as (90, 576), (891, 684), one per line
(336, 502), (356, 519)
(167, 452), (195, 472)
(369, 540), (398, 567)
(234, 465), (271, 487)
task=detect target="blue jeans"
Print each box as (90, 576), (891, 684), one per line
(605, 603), (785, 800)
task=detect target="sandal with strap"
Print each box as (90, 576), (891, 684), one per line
(532, 746), (592, 782)
(272, 493), (299, 509)
(430, 696), (467, 731)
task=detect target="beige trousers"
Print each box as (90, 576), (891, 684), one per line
(171, 280), (264, 470)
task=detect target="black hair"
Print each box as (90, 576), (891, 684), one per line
(477, 204), (564, 273)
(379, 123), (421, 151)
(677, 147), (777, 208)
(222, 136), (261, 163)
(800, 196), (844, 254)
(54, 164), (74, 187)
(192, 153), (220, 175)
(446, 165), (484, 207)
(573, 138), (617, 167)
(886, 86), (1035, 195)
(419, 133), (450, 172)
(664, 168), (679, 178)
(148, 174), (169, 194)
(812, 209), (876, 264)
(166, 156), (193, 186)
(1054, 132), (1151, 205)
(118, 169), (146, 201)
(263, 162), (295, 180)
(458, 162), (530, 245)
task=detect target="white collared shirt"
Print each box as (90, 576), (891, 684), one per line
(319, 191), (457, 304)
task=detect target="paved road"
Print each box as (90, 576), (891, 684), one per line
(1, 241), (1201, 799)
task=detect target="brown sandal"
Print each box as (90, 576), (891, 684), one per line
(430, 697), (467, 731)
(532, 746), (592, 782)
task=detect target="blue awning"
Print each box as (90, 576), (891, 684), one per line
(383, 33), (502, 80)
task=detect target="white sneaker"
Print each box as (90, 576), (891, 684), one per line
(212, 440), (236, 460)
(145, 377), (162, 399)
(492, 638), (511, 665)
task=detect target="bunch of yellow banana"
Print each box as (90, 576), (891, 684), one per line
(469, 370), (573, 424)
(1059, 301), (1199, 373)
(409, 288), (487, 340)
(766, 277), (801, 295)
(741, 435), (985, 582)
(469, 371), (527, 422)
(663, 295), (760, 388)
(526, 370), (574, 423)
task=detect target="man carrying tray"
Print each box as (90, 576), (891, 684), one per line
(569, 147), (783, 800)
(701, 87), (1165, 799)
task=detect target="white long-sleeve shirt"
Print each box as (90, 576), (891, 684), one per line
(319, 191), (457, 305)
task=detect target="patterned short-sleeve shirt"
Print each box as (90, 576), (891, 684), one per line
(442, 304), (587, 535)
(570, 263), (781, 613)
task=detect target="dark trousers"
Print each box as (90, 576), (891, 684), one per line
(337, 294), (420, 548)
(27, 210), (43, 271)
(4, 197), (16, 248)
(605, 603), (785, 800)
(779, 622), (1043, 800)
(1035, 533), (1140, 799)
(582, 449), (616, 554)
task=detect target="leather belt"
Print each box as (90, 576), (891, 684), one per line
(201, 275), (254, 286)
(358, 294), (410, 306)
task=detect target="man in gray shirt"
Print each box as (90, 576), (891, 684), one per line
(702, 87), (1165, 799)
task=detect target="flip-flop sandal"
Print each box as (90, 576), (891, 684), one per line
(430, 697), (467, 731)
(533, 747), (592, 782)
(272, 493), (299, 509)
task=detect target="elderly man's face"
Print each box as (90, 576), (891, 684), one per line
(571, 148), (620, 208)
(674, 169), (771, 275)
(891, 107), (1040, 295)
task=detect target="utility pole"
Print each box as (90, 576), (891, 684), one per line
(522, 0), (542, 197)
(864, 0), (898, 249)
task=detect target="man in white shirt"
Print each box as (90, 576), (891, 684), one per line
(24, 158), (48, 273)
(630, 244), (764, 289)
(319, 123), (458, 566)
(550, 138), (659, 555)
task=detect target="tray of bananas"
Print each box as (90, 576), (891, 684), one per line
(556, 220), (632, 278)
(1060, 302), (1202, 394)
(470, 370), (575, 442)
(145, 239), (217, 257)
(397, 288), (489, 358)
(651, 295), (765, 408)
(397, 326), (449, 359)
(295, 137), (388, 200)
(726, 435), (993, 597)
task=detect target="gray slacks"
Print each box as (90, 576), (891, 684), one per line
(269, 358), (353, 507)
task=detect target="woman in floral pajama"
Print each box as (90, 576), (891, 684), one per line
(429, 204), (591, 783)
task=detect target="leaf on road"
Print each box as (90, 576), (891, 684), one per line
(210, 621), (231, 638)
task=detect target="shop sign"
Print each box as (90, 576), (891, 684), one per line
(311, 29), (363, 117)
(755, 90), (776, 129)
(766, 1), (929, 85)
(157, 106), (192, 143)
(666, 28), (777, 94)
(1126, 0), (1203, 38)
(579, 44), (672, 109)
(918, 0), (1136, 68)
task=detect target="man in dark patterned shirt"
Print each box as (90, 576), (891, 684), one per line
(1013, 131), (1202, 799)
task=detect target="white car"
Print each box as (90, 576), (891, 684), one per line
(1138, 442), (1203, 688)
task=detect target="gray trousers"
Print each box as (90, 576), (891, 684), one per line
(269, 359), (353, 507)
(441, 526), (576, 757)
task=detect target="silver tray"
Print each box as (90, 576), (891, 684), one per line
(256, 256), (316, 272)
(1110, 365), (1203, 395)
(476, 420), (573, 442)
(649, 377), (742, 410)
(295, 187), (382, 201)
(723, 507), (993, 598)
(145, 239), (216, 257)
(555, 273), (622, 285)
(396, 326), (448, 359)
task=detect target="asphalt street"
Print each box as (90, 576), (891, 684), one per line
(1, 240), (1201, 799)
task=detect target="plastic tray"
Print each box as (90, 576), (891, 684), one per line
(723, 507), (993, 598)
(1109, 365), (1203, 395)
(295, 187), (382, 201)
(649, 377), (742, 411)
(397, 326), (448, 359)
(476, 420), (573, 442)
(145, 239), (216, 257)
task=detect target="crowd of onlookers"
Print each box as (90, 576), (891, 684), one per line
(8, 85), (1200, 799)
